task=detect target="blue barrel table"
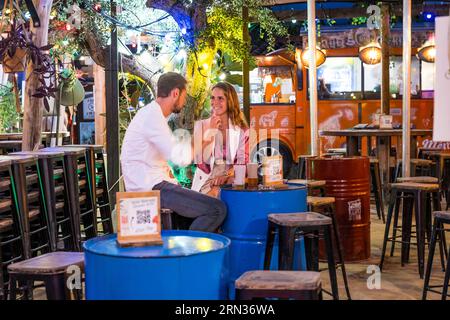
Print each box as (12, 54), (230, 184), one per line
(220, 184), (307, 298)
(84, 230), (230, 300)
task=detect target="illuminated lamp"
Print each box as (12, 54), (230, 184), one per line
(417, 42), (435, 63)
(359, 42), (382, 65)
(300, 47), (326, 68)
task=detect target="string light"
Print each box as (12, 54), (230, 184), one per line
(93, 3), (102, 13)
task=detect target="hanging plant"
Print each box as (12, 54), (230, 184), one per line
(58, 67), (85, 106)
(0, 21), (57, 111)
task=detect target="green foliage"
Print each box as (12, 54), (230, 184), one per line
(117, 73), (154, 146)
(204, 0), (288, 63)
(0, 83), (19, 133)
(351, 16), (368, 26)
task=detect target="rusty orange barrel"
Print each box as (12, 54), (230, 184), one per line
(307, 156), (371, 261)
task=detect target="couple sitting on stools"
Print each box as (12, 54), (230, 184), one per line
(120, 72), (249, 232)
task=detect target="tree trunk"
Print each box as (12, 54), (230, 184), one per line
(22, 0), (53, 151)
(83, 30), (157, 94)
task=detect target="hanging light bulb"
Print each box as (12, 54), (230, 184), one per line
(417, 40), (436, 63)
(359, 41), (382, 65)
(300, 46), (327, 68)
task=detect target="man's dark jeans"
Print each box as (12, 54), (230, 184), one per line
(153, 181), (227, 232)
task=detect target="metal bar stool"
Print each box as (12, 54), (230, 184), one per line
(370, 157), (385, 222)
(307, 196), (351, 299)
(64, 145), (113, 235)
(380, 182), (442, 278)
(42, 147), (96, 251)
(263, 212), (340, 300)
(394, 158), (434, 182)
(0, 159), (26, 299)
(288, 179), (326, 196)
(8, 252), (84, 300)
(296, 155), (317, 179)
(235, 270), (322, 300)
(423, 211), (450, 300)
(3, 155), (52, 259)
(11, 151), (77, 251)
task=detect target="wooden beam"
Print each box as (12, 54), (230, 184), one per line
(22, 0), (53, 151)
(105, 1), (120, 207)
(307, 0), (319, 156)
(272, 4), (450, 21)
(93, 63), (106, 146)
(381, 3), (390, 115)
(242, 6), (250, 123)
(402, 0), (412, 177)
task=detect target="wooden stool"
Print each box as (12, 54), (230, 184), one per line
(64, 145), (113, 235)
(422, 152), (450, 209)
(0, 159), (26, 299)
(11, 151), (77, 251)
(288, 179), (326, 196)
(397, 176), (439, 184)
(394, 158), (434, 181)
(423, 211), (450, 300)
(370, 157), (385, 222)
(296, 155), (317, 179)
(326, 148), (347, 156)
(264, 212), (340, 300)
(380, 182), (441, 278)
(235, 270), (321, 300)
(8, 252), (84, 300)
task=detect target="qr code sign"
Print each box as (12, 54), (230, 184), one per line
(136, 210), (152, 224)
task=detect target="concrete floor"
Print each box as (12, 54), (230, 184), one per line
(31, 203), (448, 300)
(320, 204), (448, 300)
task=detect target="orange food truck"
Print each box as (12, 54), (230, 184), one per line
(247, 28), (434, 176)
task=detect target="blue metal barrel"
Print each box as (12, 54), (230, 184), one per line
(84, 230), (230, 300)
(220, 185), (307, 298)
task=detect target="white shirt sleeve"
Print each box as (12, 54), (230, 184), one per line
(138, 106), (191, 167)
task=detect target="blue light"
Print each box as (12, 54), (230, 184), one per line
(423, 12), (435, 21)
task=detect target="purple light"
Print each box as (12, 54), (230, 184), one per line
(426, 13), (432, 19)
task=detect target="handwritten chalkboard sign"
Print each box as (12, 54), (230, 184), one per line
(262, 155), (284, 186)
(116, 191), (163, 247)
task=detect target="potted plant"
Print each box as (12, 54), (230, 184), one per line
(0, 21), (57, 110)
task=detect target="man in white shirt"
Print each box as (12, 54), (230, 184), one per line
(121, 72), (226, 232)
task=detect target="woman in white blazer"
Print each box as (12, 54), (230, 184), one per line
(191, 82), (249, 197)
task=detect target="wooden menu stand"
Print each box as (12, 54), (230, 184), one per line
(116, 191), (163, 247)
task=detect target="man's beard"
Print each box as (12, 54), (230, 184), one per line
(172, 97), (183, 114)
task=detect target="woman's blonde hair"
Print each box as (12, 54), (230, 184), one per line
(211, 81), (248, 129)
